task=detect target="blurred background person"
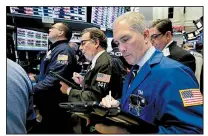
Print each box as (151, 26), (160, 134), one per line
(7, 59), (36, 134)
(149, 19), (196, 73)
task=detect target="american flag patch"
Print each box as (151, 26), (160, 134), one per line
(96, 73), (111, 83)
(57, 54), (68, 61)
(179, 89), (203, 107)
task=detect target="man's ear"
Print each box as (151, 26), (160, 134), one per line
(143, 29), (150, 41)
(94, 39), (100, 48)
(58, 31), (64, 36)
(166, 31), (172, 39)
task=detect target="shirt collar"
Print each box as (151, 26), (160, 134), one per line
(91, 50), (105, 70)
(137, 46), (156, 68)
(162, 40), (173, 51)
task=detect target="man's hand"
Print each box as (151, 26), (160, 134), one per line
(100, 95), (120, 108)
(28, 73), (36, 81)
(95, 124), (129, 134)
(72, 72), (84, 85)
(60, 81), (70, 94)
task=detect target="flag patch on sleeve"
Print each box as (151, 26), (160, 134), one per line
(96, 73), (111, 83)
(179, 89), (203, 107)
(57, 54), (68, 61)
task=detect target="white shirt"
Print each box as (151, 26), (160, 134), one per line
(136, 46), (156, 73)
(162, 40), (173, 56)
(90, 50), (105, 70)
(162, 40), (173, 51)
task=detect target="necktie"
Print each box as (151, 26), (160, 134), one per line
(129, 65), (140, 86)
(82, 62), (92, 90)
(86, 62), (92, 72)
(132, 65), (139, 77)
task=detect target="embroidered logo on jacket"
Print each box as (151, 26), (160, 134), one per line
(129, 93), (147, 116)
(57, 54), (68, 65)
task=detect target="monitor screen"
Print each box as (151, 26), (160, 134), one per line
(16, 27), (48, 51)
(10, 6), (87, 22)
(196, 21), (202, 29)
(91, 7), (125, 29)
(194, 30), (200, 37)
(187, 33), (194, 39)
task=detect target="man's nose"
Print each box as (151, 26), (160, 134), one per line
(79, 45), (83, 51)
(119, 44), (127, 53)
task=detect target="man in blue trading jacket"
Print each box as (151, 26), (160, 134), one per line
(30, 22), (77, 133)
(95, 12), (203, 134)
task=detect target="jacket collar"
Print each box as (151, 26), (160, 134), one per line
(166, 41), (177, 49)
(90, 50), (105, 70)
(49, 40), (68, 50)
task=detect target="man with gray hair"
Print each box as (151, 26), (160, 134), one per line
(95, 12), (202, 134)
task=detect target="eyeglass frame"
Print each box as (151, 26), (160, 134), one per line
(80, 39), (95, 46)
(150, 33), (163, 40)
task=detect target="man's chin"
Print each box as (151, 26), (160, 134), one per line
(85, 56), (93, 61)
(153, 45), (161, 50)
(125, 58), (134, 65)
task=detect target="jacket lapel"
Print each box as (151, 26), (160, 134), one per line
(167, 41), (177, 51)
(122, 71), (132, 96)
(122, 63), (151, 105)
(122, 50), (163, 107)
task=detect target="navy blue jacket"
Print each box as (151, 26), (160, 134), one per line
(121, 50), (203, 133)
(33, 40), (77, 113)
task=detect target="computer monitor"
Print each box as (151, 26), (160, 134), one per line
(10, 6), (87, 22)
(16, 27), (48, 51)
(193, 18), (203, 32)
(196, 21), (202, 29)
(91, 7), (125, 29)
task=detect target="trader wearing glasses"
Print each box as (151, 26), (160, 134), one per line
(149, 19), (196, 73)
(30, 22), (77, 133)
(60, 27), (126, 102)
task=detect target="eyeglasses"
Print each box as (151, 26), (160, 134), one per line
(50, 26), (63, 31)
(80, 39), (94, 46)
(151, 33), (163, 40)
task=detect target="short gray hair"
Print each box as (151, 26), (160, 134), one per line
(114, 12), (148, 34)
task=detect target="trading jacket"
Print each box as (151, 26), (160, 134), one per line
(33, 40), (77, 114)
(165, 41), (196, 73)
(68, 51), (127, 102)
(121, 50), (203, 134)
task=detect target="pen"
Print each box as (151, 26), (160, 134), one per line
(109, 90), (111, 102)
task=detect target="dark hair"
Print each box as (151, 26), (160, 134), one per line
(151, 19), (173, 35)
(111, 39), (118, 48)
(81, 27), (107, 50)
(61, 22), (72, 42)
